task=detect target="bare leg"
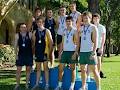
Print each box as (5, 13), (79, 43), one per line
(69, 64), (76, 90)
(26, 66), (31, 88)
(97, 56), (102, 73)
(35, 62), (41, 86)
(50, 50), (55, 67)
(89, 65), (101, 90)
(14, 66), (22, 89)
(80, 65), (87, 90)
(43, 61), (49, 85)
(16, 66), (22, 85)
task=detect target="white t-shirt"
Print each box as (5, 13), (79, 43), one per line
(80, 24), (98, 52)
(70, 11), (81, 28)
(97, 24), (106, 48)
(63, 27), (77, 51)
(57, 15), (67, 35)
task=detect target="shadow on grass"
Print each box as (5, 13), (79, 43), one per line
(0, 70), (26, 79)
(0, 84), (54, 90)
(0, 70), (55, 90)
(0, 84), (25, 90)
(103, 60), (120, 63)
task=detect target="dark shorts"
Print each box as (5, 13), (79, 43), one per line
(96, 48), (102, 56)
(79, 52), (97, 65)
(61, 51), (78, 64)
(16, 56), (33, 66)
(35, 53), (48, 62)
(57, 34), (62, 45)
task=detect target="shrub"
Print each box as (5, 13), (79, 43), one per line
(0, 44), (15, 66)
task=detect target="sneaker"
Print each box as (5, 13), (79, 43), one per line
(25, 84), (29, 90)
(54, 86), (63, 90)
(14, 84), (20, 90)
(100, 71), (106, 78)
(32, 85), (39, 90)
(69, 86), (74, 90)
(45, 85), (49, 90)
(78, 87), (88, 90)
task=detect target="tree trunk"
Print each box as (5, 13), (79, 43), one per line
(115, 42), (120, 56)
(106, 17), (111, 57)
(88, 0), (100, 14)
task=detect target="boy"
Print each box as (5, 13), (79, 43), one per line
(45, 9), (56, 66)
(55, 16), (79, 90)
(79, 11), (100, 90)
(69, 1), (82, 31)
(32, 17), (53, 90)
(92, 13), (106, 78)
(57, 6), (67, 59)
(14, 23), (33, 90)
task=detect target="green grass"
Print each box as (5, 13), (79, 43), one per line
(101, 56), (120, 90)
(0, 55), (120, 90)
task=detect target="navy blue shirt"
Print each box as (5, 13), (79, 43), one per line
(18, 32), (32, 57)
(35, 29), (46, 58)
(45, 17), (56, 44)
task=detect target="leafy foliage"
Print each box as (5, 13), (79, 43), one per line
(0, 44), (15, 63)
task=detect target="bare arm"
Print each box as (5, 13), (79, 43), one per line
(92, 26), (98, 53)
(76, 15), (82, 32)
(100, 28), (106, 50)
(72, 30), (80, 60)
(55, 17), (59, 32)
(74, 30), (80, 54)
(14, 34), (19, 59)
(32, 31), (36, 55)
(54, 17), (59, 30)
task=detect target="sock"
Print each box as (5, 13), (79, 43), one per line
(58, 81), (62, 87)
(46, 83), (49, 86)
(70, 82), (75, 88)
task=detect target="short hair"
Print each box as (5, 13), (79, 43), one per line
(36, 16), (45, 22)
(70, 1), (76, 5)
(18, 23), (26, 28)
(16, 23), (26, 33)
(46, 8), (52, 11)
(82, 11), (92, 19)
(93, 13), (100, 18)
(66, 16), (73, 21)
(34, 7), (42, 13)
(59, 5), (66, 9)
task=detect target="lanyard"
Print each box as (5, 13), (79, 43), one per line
(66, 29), (72, 43)
(38, 29), (44, 40)
(22, 36), (26, 43)
(71, 11), (76, 19)
(66, 29), (72, 39)
(60, 16), (65, 25)
(21, 33), (26, 44)
(83, 25), (90, 35)
(48, 18), (53, 26)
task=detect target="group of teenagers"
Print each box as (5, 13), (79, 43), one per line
(14, 1), (106, 90)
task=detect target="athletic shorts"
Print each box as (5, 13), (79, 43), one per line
(79, 52), (97, 65)
(35, 53), (48, 62)
(61, 51), (78, 64)
(57, 34), (62, 45)
(96, 48), (102, 56)
(16, 56), (33, 66)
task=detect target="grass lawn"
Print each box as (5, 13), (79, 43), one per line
(0, 55), (120, 90)
(101, 55), (120, 90)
